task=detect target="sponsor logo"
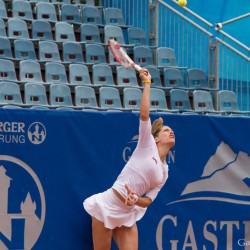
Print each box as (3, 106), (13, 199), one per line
(0, 121), (46, 144)
(0, 155), (46, 249)
(156, 141), (250, 250)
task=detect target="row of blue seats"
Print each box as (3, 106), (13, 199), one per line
(0, 81), (247, 116)
(1, 1), (126, 28)
(0, 58), (212, 90)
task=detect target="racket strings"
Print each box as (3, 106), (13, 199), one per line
(109, 44), (131, 68)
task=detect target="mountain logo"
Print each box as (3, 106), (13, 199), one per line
(169, 141), (250, 205)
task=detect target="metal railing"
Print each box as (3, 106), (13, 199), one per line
(100, 0), (250, 111)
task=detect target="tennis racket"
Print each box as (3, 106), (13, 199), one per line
(108, 39), (142, 72)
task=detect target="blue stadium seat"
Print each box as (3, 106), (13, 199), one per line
(32, 20), (53, 40)
(69, 64), (91, 85)
(36, 2), (58, 22)
(156, 47), (177, 67)
(123, 87), (142, 110)
(116, 66), (139, 88)
(0, 59), (18, 82)
(193, 90), (218, 114)
(61, 4), (81, 24)
(169, 89), (192, 112)
(0, 37), (13, 59)
(99, 86), (123, 110)
(92, 64), (115, 86)
(8, 18), (30, 39)
(19, 60), (44, 83)
(218, 90), (240, 113)
(80, 24), (102, 44)
(24, 82), (49, 107)
(145, 65), (163, 89)
(51, 0), (71, 4)
(85, 44), (106, 64)
(12, 0), (33, 20)
(75, 85), (99, 109)
(104, 7), (125, 26)
(150, 88), (170, 112)
(45, 62), (68, 84)
(104, 25), (126, 45)
(55, 21), (76, 42)
(14, 39), (37, 60)
(133, 45), (154, 67)
(62, 42), (84, 63)
(49, 84), (73, 107)
(163, 68), (186, 89)
(81, 5), (102, 25)
(127, 27), (147, 46)
(0, 81), (23, 106)
(39, 41), (61, 62)
(187, 68), (210, 90)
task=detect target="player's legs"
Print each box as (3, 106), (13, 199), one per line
(112, 223), (138, 250)
(92, 217), (113, 250)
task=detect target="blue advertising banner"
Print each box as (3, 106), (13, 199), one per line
(0, 109), (249, 250)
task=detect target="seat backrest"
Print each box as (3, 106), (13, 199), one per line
(133, 45), (154, 67)
(14, 39), (36, 60)
(193, 90), (215, 111)
(45, 62), (68, 84)
(218, 90), (239, 112)
(0, 37), (13, 58)
(0, 0), (7, 18)
(32, 20), (53, 40)
(163, 68), (184, 88)
(170, 89), (191, 111)
(99, 86), (122, 109)
(127, 27), (147, 46)
(36, 2), (57, 22)
(85, 44), (106, 64)
(150, 88), (168, 111)
(19, 60), (44, 83)
(0, 18), (6, 37)
(39, 41), (61, 62)
(75, 85), (98, 108)
(13, 0), (33, 20)
(75, 0), (94, 4)
(116, 66), (139, 87)
(92, 64), (114, 86)
(8, 18), (29, 39)
(61, 4), (81, 24)
(0, 81), (22, 105)
(55, 21), (76, 42)
(81, 5), (102, 25)
(24, 82), (48, 106)
(50, 84), (73, 106)
(0, 59), (17, 81)
(156, 47), (177, 67)
(187, 68), (208, 89)
(80, 23), (101, 43)
(104, 7), (125, 26)
(123, 87), (142, 110)
(145, 66), (162, 88)
(104, 25), (125, 44)
(69, 64), (91, 85)
(62, 42), (84, 63)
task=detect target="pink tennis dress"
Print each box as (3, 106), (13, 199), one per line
(83, 118), (169, 229)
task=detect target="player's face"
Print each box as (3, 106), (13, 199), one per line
(158, 126), (175, 147)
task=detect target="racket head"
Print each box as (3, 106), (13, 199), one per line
(108, 39), (131, 69)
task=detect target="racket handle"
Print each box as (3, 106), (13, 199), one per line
(133, 64), (142, 72)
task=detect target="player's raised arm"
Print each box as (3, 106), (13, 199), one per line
(139, 69), (152, 121)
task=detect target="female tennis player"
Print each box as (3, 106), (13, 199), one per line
(83, 68), (175, 250)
